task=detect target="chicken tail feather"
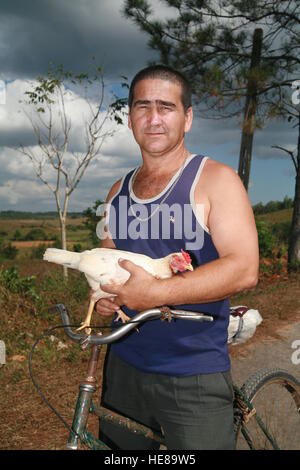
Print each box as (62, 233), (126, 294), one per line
(43, 248), (81, 268)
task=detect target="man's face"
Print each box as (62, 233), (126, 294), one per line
(128, 78), (193, 156)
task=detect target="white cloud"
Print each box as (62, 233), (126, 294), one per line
(0, 178), (49, 205)
(0, 78), (140, 210)
(0, 75), (298, 211)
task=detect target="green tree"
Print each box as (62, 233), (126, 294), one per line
(83, 199), (104, 247)
(12, 229), (22, 240)
(272, 99), (300, 268)
(123, 0), (300, 189)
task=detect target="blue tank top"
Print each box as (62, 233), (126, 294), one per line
(107, 154), (230, 375)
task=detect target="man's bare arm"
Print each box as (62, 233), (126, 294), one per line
(155, 161), (259, 305)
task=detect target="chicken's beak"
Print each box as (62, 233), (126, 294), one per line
(185, 264), (193, 271)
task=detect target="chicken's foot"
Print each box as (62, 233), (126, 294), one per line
(160, 306), (173, 323)
(114, 308), (130, 323)
(76, 299), (95, 335)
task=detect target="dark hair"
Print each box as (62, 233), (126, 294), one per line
(128, 64), (192, 112)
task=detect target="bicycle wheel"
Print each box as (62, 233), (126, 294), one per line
(235, 368), (300, 450)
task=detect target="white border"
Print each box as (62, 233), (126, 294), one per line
(190, 156), (210, 234)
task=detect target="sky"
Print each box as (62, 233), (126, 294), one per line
(0, 0), (298, 212)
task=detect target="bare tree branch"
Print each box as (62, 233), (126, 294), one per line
(272, 145), (298, 172)
(19, 64), (125, 279)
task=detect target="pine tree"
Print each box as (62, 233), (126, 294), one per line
(123, 0), (300, 189)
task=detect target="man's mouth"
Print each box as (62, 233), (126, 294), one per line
(145, 131), (165, 135)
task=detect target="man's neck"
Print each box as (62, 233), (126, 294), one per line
(139, 144), (189, 177)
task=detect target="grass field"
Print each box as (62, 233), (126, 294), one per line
(0, 216), (92, 262)
(256, 208), (293, 224)
(0, 208), (299, 449)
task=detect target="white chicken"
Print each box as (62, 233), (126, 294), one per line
(43, 247), (193, 334)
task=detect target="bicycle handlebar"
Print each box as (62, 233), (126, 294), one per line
(52, 303), (214, 347)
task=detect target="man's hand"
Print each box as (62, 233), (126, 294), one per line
(100, 259), (163, 311)
(94, 296), (120, 318)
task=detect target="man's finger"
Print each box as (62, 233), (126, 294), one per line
(118, 258), (142, 273)
(96, 298), (119, 310)
(100, 282), (121, 294)
(95, 304), (117, 315)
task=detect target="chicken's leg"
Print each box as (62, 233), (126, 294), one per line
(76, 298), (95, 335)
(115, 308), (130, 323)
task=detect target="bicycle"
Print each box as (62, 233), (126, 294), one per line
(29, 303), (300, 450)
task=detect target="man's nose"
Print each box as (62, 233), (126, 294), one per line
(148, 106), (162, 125)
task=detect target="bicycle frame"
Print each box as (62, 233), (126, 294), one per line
(67, 342), (282, 450)
(67, 341), (165, 450)
(54, 303), (213, 450)
(54, 304), (283, 451)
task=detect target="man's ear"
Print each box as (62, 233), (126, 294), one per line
(128, 110), (132, 130)
(184, 106), (193, 133)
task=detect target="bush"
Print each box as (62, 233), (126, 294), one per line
(271, 222), (291, 245)
(288, 258), (300, 273)
(83, 199), (104, 247)
(30, 244), (47, 259)
(73, 243), (82, 252)
(24, 228), (47, 241)
(255, 219), (276, 257)
(253, 196), (293, 215)
(52, 235), (61, 248)
(0, 241), (18, 260)
(12, 229), (22, 240)
(0, 266), (40, 303)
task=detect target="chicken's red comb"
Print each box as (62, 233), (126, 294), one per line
(181, 249), (191, 264)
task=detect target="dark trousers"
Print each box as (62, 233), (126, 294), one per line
(99, 348), (235, 450)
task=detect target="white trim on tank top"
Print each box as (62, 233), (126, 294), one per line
(190, 156), (210, 234)
(107, 154), (210, 235)
(128, 153), (197, 204)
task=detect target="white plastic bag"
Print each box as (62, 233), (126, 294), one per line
(228, 306), (263, 345)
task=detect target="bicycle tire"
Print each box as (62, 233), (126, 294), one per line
(235, 367), (300, 450)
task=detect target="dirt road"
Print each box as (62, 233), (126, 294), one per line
(230, 315), (300, 385)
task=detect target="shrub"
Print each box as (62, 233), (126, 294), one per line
(288, 258), (300, 273)
(52, 235), (61, 248)
(12, 229), (22, 240)
(0, 266), (40, 303)
(73, 243), (82, 252)
(255, 219), (276, 258)
(83, 199), (104, 247)
(0, 242), (18, 260)
(271, 222), (291, 245)
(24, 228), (47, 241)
(30, 244), (47, 259)
(253, 196), (293, 215)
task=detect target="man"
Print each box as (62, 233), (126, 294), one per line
(95, 65), (259, 450)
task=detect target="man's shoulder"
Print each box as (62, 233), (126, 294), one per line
(107, 167), (137, 202)
(204, 157), (235, 173)
(203, 158), (239, 185)
(106, 178), (123, 203)
(198, 158), (245, 203)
